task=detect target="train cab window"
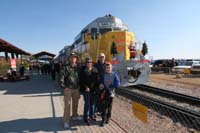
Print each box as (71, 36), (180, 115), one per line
(91, 28), (97, 35)
(113, 28), (122, 31)
(71, 44), (75, 50)
(82, 29), (88, 34)
(99, 28), (112, 34)
(91, 28), (98, 39)
(75, 37), (82, 44)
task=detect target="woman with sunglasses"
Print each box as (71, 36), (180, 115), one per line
(80, 57), (99, 125)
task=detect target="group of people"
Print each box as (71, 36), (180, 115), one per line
(6, 63), (25, 82)
(60, 52), (120, 129)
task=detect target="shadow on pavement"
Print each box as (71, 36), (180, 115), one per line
(0, 75), (61, 95)
(0, 117), (68, 132)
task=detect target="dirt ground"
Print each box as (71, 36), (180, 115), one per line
(149, 73), (200, 89)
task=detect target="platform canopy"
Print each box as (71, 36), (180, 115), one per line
(0, 38), (30, 56)
(32, 51), (56, 60)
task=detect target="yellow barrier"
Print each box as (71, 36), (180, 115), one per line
(132, 102), (148, 123)
(184, 68), (190, 75)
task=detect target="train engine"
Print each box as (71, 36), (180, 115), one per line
(60, 14), (150, 86)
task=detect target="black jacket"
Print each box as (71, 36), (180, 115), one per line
(80, 66), (99, 93)
(94, 61), (106, 79)
(60, 64), (80, 89)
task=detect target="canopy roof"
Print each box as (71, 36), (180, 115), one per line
(33, 51), (56, 59)
(0, 38), (30, 55)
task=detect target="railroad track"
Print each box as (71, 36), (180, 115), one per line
(136, 84), (200, 106)
(116, 87), (200, 131)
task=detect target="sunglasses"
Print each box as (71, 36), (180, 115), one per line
(86, 61), (92, 63)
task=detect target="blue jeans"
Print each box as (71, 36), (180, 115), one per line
(83, 92), (95, 120)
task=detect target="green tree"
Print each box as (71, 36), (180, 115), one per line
(110, 41), (118, 56)
(142, 41), (148, 56)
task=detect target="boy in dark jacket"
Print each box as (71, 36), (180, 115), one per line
(99, 62), (120, 126)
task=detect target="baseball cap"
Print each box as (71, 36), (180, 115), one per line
(99, 53), (105, 58)
(69, 52), (78, 58)
(85, 57), (92, 62)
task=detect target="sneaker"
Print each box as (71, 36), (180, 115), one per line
(64, 122), (70, 129)
(96, 112), (102, 116)
(106, 118), (110, 124)
(91, 116), (96, 121)
(87, 118), (91, 126)
(72, 116), (83, 120)
(100, 121), (105, 127)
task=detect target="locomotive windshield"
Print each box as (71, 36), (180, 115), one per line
(99, 28), (112, 34)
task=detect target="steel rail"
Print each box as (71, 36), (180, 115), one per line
(116, 88), (200, 131)
(134, 84), (200, 106)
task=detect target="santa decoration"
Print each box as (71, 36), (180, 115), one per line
(128, 41), (136, 59)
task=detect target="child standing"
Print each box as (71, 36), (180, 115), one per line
(99, 62), (120, 126)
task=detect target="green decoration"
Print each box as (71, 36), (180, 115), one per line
(110, 41), (118, 56)
(142, 41), (148, 56)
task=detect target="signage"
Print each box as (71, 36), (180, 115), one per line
(11, 59), (16, 68)
(184, 68), (190, 75)
(132, 102), (148, 123)
(99, 22), (111, 27)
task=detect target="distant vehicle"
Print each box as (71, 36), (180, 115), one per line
(151, 59), (176, 73)
(153, 59), (170, 67)
(186, 59), (200, 62)
(172, 61), (200, 74)
(191, 62), (200, 74)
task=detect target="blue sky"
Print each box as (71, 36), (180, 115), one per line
(0, 0), (200, 59)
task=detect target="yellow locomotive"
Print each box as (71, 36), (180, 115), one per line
(59, 14), (150, 86)
(72, 14), (134, 62)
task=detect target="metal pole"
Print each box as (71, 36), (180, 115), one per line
(93, 34), (96, 59)
(96, 33), (101, 62)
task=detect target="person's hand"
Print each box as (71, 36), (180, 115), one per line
(85, 87), (90, 92)
(64, 88), (70, 93)
(99, 84), (104, 90)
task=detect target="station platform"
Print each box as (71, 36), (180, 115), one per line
(0, 75), (125, 133)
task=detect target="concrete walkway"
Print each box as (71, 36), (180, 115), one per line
(0, 75), (124, 133)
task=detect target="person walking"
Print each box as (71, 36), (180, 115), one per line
(60, 52), (82, 129)
(50, 61), (56, 80)
(80, 57), (99, 125)
(19, 62), (25, 77)
(99, 62), (120, 127)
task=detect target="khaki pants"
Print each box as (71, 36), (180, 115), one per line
(63, 89), (80, 123)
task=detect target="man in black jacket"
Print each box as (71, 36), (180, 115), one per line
(94, 53), (106, 114)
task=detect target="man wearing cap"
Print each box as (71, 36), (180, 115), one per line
(94, 53), (106, 114)
(80, 57), (99, 125)
(60, 52), (82, 129)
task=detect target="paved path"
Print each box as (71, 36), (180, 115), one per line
(0, 75), (125, 133)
